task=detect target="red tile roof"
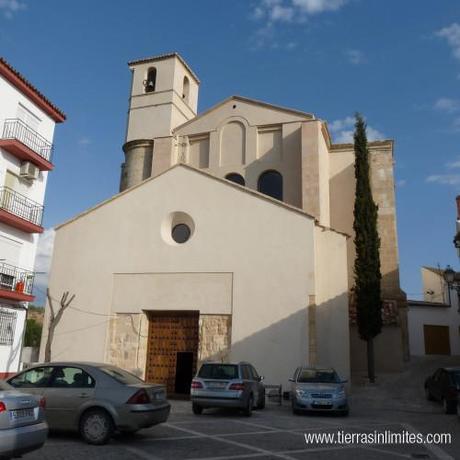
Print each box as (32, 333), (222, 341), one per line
(0, 57), (66, 123)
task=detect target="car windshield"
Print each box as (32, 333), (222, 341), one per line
(100, 366), (144, 385)
(0, 380), (12, 390)
(297, 369), (340, 383)
(198, 364), (239, 380)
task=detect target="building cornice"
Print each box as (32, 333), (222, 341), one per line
(128, 52), (200, 84)
(0, 57), (66, 123)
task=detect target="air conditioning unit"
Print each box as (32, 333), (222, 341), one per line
(19, 162), (39, 180)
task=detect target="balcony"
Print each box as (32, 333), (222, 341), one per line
(0, 262), (35, 302)
(0, 118), (54, 171)
(0, 187), (44, 233)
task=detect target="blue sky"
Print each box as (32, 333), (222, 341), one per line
(1, 0), (459, 303)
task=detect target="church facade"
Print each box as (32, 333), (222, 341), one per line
(42, 53), (406, 392)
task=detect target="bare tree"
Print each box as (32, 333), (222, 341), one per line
(44, 289), (75, 362)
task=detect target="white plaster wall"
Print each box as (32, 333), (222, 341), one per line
(0, 73), (57, 375)
(408, 268), (460, 356)
(0, 306), (26, 374)
(314, 226), (350, 380)
(408, 304), (460, 356)
(42, 165), (348, 387)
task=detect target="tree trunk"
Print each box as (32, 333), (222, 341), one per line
(44, 323), (54, 363)
(367, 338), (375, 383)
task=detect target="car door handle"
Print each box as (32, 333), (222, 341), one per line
(78, 393), (89, 398)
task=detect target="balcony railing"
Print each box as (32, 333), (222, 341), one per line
(0, 262), (35, 296)
(2, 118), (53, 162)
(0, 187), (43, 227)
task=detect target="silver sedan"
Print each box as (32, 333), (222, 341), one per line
(7, 362), (170, 445)
(290, 367), (349, 415)
(0, 380), (48, 459)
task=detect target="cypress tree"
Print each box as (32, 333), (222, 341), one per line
(353, 113), (382, 383)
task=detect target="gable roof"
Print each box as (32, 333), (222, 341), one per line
(173, 95), (314, 133)
(423, 266), (460, 281)
(128, 52), (200, 84)
(56, 163), (348, 238)
(0, 57), (66, 123)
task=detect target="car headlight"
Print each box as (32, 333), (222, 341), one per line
(335, 388), (346, 399)
(295, 389), (309, 398)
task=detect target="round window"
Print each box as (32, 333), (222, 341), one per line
(171, 223), (191, 244)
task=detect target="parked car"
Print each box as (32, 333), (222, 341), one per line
(190, 362), (265, 416)
(424, 367), (460, 414)
(7, 362), (170, 445)
(290, 367), (348, 415)
(0, 380), (48, 459)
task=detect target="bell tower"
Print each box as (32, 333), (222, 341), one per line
(120, 53), (200, 191)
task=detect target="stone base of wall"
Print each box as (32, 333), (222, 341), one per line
(198, 315), (232, 367)
(107, 312), (232, 380)
(107, 313), (149, 379)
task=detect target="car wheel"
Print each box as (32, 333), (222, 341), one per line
(79, 408), (114, 445)
(256, 391), (266, 410)
(192, 403), (203, 415)
(244, 395), (253, 417)
(443, 398), (457, 414)
(341, 409), (349, 416)
(425, 387), (434, 401)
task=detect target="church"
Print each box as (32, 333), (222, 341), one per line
(41, 53), (407, 393)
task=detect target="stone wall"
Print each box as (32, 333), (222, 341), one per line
(106, 312), (149, 379)
(198, 314), (232, 365)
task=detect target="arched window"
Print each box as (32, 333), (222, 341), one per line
(225, 173), (245, 186)
(144, 67), (156, 93)
(258, 170), (283, 201)
(182, 76), (190, 103)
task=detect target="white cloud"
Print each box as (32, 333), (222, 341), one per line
(447, 158), (460, 169)
(292, 0), (347, 15)
(78, 137), (92, 146)
(0, 0), (26, 18)
(253, 0), (347, 24)
(396, 179), (407, 187)
(345, 49), (364, 65)
(437, 23), (460, 60)
(426, 174), (460, 186)
(33, 228), (55, 296)
(328, 116), (385, 143)
(434, 97), (460, 113)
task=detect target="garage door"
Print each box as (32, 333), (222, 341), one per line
(423, 325), (451, 355)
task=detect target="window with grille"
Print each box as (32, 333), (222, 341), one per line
(0, 309), (17, 346)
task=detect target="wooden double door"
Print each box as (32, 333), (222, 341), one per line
(145, 311), (199, 396)
(424, 324), (451, 355)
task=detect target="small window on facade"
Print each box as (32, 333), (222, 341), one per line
(258, 170), (283, 201)
(0, 309), (17, 345)
(225, 173), (245, 186)
(182, 76), (190, 103)
(144, 67), (157, 93)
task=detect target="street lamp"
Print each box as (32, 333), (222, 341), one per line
(443, 265), (460, 310)
(454, 232), (460, 257)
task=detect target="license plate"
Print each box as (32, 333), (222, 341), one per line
(313, 401), (329, 406)
(10, 408), (34, 420)
(208, 382), (226, 389)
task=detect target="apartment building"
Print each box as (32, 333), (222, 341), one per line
(0, 57), (65, 377)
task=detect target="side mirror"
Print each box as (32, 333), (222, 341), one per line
(289, 378), (295, 382)
(258, 376), (264, 382)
